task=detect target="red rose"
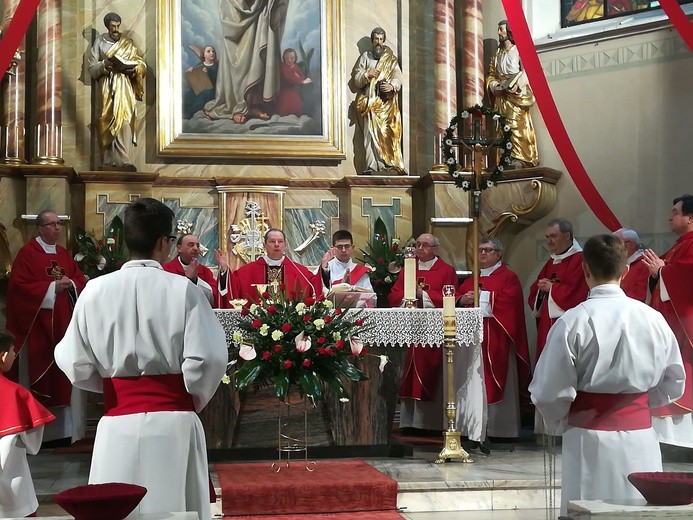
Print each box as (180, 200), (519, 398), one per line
(324, 316), (332, 323)
(274, 344), (282, 352)
(377, 258), (384, 263)
(281, 323), (291, 333)
(335, 340), (344, 349)
(334, 308), (343, 315)
(283, 360), (292, 369)
(262, 291), (270, 299)
(304, 297), (315, 306)
(391, 244), (398, 252)
(325, 347), (333, 355)
(317, 347), (326, 355)
(356, 319), (364, 326)
(267, 305), (276, 314)
(241, 307), (249, 316)
(303, 314), (311, 322)
(252, 319), (262, 328)
(262, 351), (271, 360)
(279, 283), (286, 291)
(302, 359), (311, 367)
(317, 337), (326, 345)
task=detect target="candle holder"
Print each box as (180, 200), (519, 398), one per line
(436, 284), (472, 464)
(403, 246), (417, 308)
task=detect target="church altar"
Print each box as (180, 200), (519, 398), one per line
(205, 307), (485, 450)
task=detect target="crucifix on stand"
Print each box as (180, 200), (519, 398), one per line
(433, 105), (512, 464)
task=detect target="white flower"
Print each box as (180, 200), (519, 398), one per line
(486, 180), (494, 188)
(450, 122), (457, 130)
(452, 171), (459, 178)
(493, 114), (501, 120)
(339, 397), (350, 403)
(239, 343), (257, 360)
(259, 324), (269, 336)
(498, 165), (504, 172)
(444, 138), (453, 146)
(97, 256), (107, 270)
(461, 111), (469, 119)
(221, 374), (231, 385)
(349, 336), (364, 355)
(313, 318), (325, 330)
(503, 125), (510, 132)
(378, 355), (389, 373)
(446, 157), (456, 165)
(295, 302), (306, 315)
(324, 300), (333, 309)
(332, 331), (342, 341)
(462, 180), (470, 189)
(505, 142), (513, 149)
(106, 238), (116, 245)
(250, 304), (258, 313)
(232, 330), (244, 343)
(74, 252), (85, 262)
(271, 330), (283, 341)
(392, 238), (400, 245)
(384, 276), (392, 283)
(295, 331), (312, 352)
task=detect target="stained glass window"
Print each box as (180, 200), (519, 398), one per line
(561, 0), (693, 28)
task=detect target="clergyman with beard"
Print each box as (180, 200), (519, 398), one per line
(351, 27), (406, 175)
(88, 12), (146, 171)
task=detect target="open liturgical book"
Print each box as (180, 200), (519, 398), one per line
(327, 283), (377, 309)
(109, 54), (138, 71)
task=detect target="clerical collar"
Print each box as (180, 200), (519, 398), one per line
(262, 255), (285, 266)
(418, 257), (438, 270)
(588, 283), (623, 298)
(627, 249), (644, 265)
(333, 258), (352, 267)
(35, 236), (57, 254)
(480, 261), (502, 277)
(177, 256), (195, 267)
(551, 239), (582, 263)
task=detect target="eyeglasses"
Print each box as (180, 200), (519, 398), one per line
(415, 242), (436, 248)
(39, 221), (62, 228)
(478, 247), (498, 253)
(334, 244), (353, 250)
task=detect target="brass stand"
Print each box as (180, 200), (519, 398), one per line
(404, 299), (416, 309)
(435, 311), (472, 464)
(272, 394), (316, 472)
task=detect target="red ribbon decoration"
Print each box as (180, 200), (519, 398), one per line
(501, 0), (622, 231)
(659, 0), (693, 52)
(0, 0), (41, 84)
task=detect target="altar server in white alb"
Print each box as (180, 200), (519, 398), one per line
(55, 198), (227, 520)
(530, 234), (685, 517)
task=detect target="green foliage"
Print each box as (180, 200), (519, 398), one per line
(73, 216), (129, 280)
(359, 217), (405, 303)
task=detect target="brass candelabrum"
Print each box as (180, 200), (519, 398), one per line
(435, 285), (472, 464)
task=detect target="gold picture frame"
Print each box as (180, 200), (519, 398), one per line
(157, 0), (345, 159)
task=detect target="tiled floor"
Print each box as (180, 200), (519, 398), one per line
(28, 440), (693, 519)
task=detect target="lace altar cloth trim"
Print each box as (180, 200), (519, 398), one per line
(215, 308), (483, 348)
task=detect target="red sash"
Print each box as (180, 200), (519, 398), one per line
(568, 391), (651, 431)
(103, 374), (195, 416)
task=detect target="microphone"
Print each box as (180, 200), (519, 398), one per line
(284, 255), (317, 298)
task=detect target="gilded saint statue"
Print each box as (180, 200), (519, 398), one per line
(88, 12), (146, 171)
(351, 27), (406, 175)
(486, 20), (539, 168)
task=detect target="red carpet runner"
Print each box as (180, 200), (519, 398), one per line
(215, 459), (402, 518)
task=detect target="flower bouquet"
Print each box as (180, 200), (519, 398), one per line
(74, 216), (128, 280)
(360, 217), (405, 305)
(230, 287), (372, 400)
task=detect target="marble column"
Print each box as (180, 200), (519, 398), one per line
(1, 0), (27, 164)
(432, 0), (457, 168)
(461, 0), (484, 108)
(32, 0), (63, 165)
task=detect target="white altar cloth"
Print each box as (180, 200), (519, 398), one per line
(215, 308), (486, 441)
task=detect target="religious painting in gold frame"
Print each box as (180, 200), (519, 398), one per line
(157, 0), (345, 159)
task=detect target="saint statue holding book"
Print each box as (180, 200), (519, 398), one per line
(88, 12), (146, 171)
(486, 20), (539, 168)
